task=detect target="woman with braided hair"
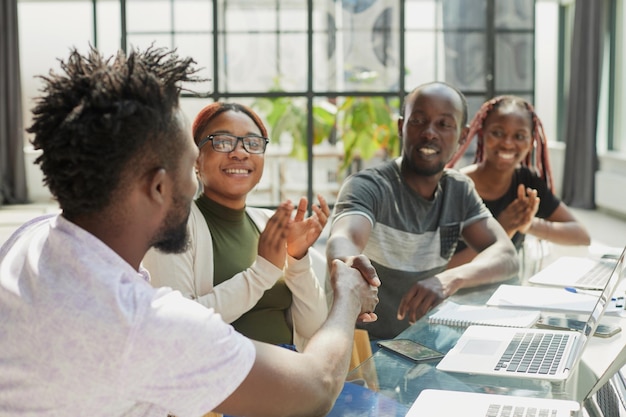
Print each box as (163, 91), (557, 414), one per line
(447, 95), (590, 268)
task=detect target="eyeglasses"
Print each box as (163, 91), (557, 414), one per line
(198, 134), (269, 154)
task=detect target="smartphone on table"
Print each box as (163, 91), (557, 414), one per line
(377, 339), (445, 362)
(536, 316), (621, 338)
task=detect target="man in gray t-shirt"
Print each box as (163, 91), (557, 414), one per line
(327, 82), (519, 340)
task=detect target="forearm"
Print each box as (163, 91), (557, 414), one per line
(527, 218), (591, 246)
(285, 253), (329, 338)
(291, 257), (376, 412)
(196, 257), (282, 323)
(217, 286), (362, 417)
(442, 242), (519, 294)
(300, 288), (362, 389)
(326, 234), (363, 266)
(326, 214), (372, 269)
(447, 246), (478, 269)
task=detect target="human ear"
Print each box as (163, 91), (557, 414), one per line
(458, 125), (470, 145)
(148, 168), (168, 205)
(397, 117), (404, 137)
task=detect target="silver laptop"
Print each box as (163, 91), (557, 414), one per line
(436, 247), (626, 382)
(407, 349), (621, 417)
(406, 389), (580, 417)
(528, 255), (617, 289)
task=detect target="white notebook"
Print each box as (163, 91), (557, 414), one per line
(486, 284), (622, 314)
(428, 301), (540, 328)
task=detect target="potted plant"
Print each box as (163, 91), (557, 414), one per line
(253, 86), (335, 160)
(336, 96), (400, 172)
(253, 83), (400, 172)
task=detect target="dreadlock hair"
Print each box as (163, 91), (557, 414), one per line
(192, 102), (268, 146)
(28, 45), (201, 219)
(447, 95), (554, 192)
(401, 81), (469, 127)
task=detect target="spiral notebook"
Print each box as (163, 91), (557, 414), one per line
(428, 301), (541, 328)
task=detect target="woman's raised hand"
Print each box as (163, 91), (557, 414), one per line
(257, 201), (292, 268)
(286, 194), (331, 260)
(497, 184), (539, 236)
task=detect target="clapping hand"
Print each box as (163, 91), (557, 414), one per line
(497, 184), (539, 237)
(286, 194), (331, 260)
(257, 201), (292, 268)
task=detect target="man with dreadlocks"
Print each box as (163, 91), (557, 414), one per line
(327, 82), (518, 341)
(447, 95), (590, 268)
(0, 46), (379, 417)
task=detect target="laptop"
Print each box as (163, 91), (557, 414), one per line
(407, 349), (622, 417)
(406, 389), (580, 417)
(528, 255), (618, 290)
(436, 246), (626, 382)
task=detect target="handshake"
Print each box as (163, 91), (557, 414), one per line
(330, 255), (380, 323)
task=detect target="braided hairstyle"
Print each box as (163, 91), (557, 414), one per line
(28, 45), (201, 219)
(192, 102), (267, 146)
(447, 95), (554, 191)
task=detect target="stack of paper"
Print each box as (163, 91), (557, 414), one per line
(486, 284), (622, 313)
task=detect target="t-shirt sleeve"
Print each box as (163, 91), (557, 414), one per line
(122, 287), (256, 417)
(457, 173), (492, 228)
(332, 172), (380, 227)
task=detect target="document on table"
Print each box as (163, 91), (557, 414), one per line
(486, 284), (623, 314)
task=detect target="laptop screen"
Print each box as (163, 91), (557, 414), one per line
(576, 247), (626, 401)
(581, 247), (626, 340)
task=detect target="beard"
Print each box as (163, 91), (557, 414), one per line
(152, 197), (191, 254)
(401, 154), (445, 177)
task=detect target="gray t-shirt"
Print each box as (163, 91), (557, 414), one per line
(333, 160), (491, 339)
(0, 214), (255, 417)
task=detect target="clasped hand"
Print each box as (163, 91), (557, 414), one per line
(331, 255), (380, 323)
(497, 184), (539, 236)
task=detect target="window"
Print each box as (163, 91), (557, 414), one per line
(19, 0), (547, 207)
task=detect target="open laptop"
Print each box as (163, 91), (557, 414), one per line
(528, 255), (618, 290)
(407, 352), (623, 417)
(436, 246), (626, 382)
(406, 389), (580, 417)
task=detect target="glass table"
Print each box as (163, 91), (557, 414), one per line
(326, 271), (626, 417)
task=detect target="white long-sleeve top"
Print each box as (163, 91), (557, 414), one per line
(142, 203), (328, 351)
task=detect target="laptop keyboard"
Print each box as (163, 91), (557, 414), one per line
(495, 332), (570, 375)
(486, 403), (558, 417)
(575, 261), (614, 287)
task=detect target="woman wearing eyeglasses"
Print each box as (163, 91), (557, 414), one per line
(143, 102), (330, 352)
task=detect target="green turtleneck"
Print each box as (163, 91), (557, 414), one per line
(195, 194), (293, 344)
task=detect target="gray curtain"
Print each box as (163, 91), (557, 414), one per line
(0, 0), (28, 205)
(561, 0), (604, 209)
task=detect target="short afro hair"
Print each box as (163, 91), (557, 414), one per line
(28, 45), (200, 218)
(401, 81), (468, 126)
